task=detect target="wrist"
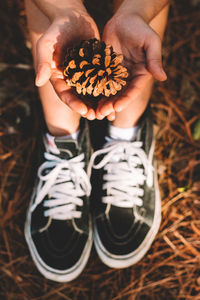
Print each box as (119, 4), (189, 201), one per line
(50, 1), (87, 22)
(108, 11), (146, 30)
(33, 0), (87, 22)
(113, 0), (148, 23)
(114, 0), (169, 24)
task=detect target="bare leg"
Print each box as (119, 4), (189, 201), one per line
(112, 3), (169, 128)
(25, 0), (81, 136)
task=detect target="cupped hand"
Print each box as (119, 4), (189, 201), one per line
(35, 9), (100, 120)
(96, 14), (167, 120)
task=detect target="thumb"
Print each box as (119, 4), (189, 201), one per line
(35, 37), (52, 87)
(145, 33), (167, 81)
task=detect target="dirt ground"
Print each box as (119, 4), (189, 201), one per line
(0, 0), (200, 299)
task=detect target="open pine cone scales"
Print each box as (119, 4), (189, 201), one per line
(63, 39), (129, 98)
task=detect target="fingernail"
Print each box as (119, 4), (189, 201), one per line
(162, 71), (167, 80)
(35, 76), (42, 87)
(35, 64), (43, 86)
(97, 114), (104, 120)
(115, 106), (123, 112)
(108, 115), (115, 121)
(80, 109), (87, 116)
(80, 108), (88, 115)
(160, 68), (167, 80)
(87, 116), (95, 121)
(103, 109), (113, 116)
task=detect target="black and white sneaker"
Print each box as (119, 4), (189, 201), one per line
(25, 124), (92, 282)
(89, 114), (161, 268)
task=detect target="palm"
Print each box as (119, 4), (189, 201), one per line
(97, 14), (165, 117)
(36, 11), (100, 118)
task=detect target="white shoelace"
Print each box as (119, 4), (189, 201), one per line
(88, 141), (153, 208)
(31, 152), (91, 221)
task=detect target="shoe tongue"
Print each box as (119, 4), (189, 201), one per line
(54, 138), (79, 159)
(104, 137), (129, 163)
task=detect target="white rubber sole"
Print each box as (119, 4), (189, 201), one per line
(24, 195), (93, 282)
(93, 162), (161, 269)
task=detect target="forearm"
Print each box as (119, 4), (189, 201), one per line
(33, 0), (86, 21)
(114, 0), (169, 23)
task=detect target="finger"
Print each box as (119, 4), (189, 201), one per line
(145, 34), (167, 81)
(114, 94), (134, 113)
(96, 98), (108, 119)
(113, 74), (151, 112)
(62, 92), (88, 115)
(50, 76), (88, 115)
(96, 98), (114, 118)
(82, 108), (96, 120)
(96, 112), (105, 120)
(35, 37), (53, 87)
(107, 112), (116, 121)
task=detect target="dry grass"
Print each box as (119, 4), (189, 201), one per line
(0, 0), (200, 299)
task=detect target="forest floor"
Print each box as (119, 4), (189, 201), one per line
(0, 0), (200, 299)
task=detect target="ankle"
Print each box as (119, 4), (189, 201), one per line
(108, 123), (139, 141)
(47, 124), (80, 137)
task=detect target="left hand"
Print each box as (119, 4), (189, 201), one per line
(35, 10), (100, 120)
(96, 13), (167, 120)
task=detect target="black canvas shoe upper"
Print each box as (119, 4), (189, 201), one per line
(27, 123), (92, 272)
(90, 112), (158, 259)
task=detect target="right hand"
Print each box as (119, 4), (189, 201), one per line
(96, 13), (167, 121)
(35, 9), (100, 120)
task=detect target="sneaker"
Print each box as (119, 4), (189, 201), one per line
(25, 123), (92, 282)
(89, 113), (161, 268)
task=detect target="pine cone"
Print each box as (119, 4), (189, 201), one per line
(63, 39), (129, 98)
